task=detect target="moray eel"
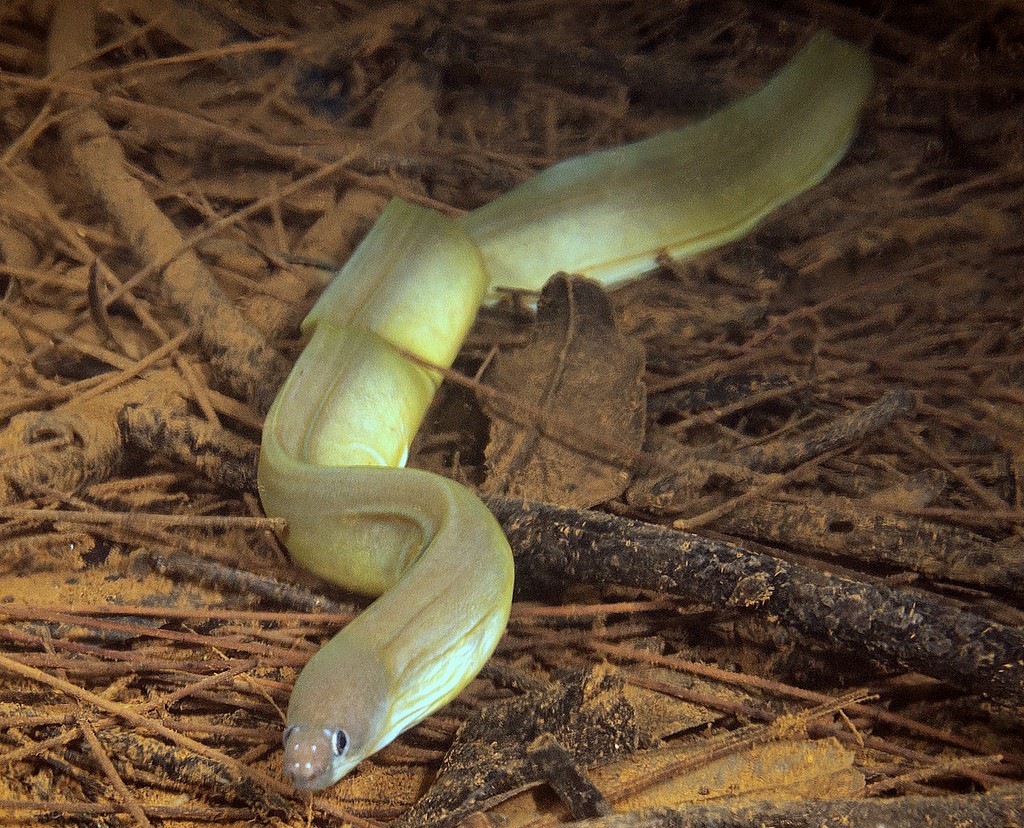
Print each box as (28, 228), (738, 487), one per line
(257, 32), (872, 790)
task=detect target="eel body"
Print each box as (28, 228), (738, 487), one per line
(257, 32), (872, 790)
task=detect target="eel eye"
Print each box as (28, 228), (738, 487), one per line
(332, 728), (349, 758)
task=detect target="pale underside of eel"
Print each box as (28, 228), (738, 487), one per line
(256, 31), (873, 790)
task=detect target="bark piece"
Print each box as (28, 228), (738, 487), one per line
(489, 497), (1024, 706)
(0, 370), (186, 505)
(392, 665), (648, 828)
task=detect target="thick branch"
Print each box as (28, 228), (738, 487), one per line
(490, 497), (1024, 706)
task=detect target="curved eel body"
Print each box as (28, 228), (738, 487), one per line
(257, 32), (872, 790)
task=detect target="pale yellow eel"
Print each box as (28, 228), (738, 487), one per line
(257, 32), (872, 790)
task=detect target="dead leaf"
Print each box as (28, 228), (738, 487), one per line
(480, 273), (646, 508)
(594, 736), (864, 811)
(488, 736), (863, 826)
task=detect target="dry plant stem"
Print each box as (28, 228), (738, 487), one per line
(717, 496), (1024, 594)
(81, 143), (389, 331)
(0, 306), (260, 428)
(633, 389), (912, 524)
(1, 654), (252, 680)
(1, 710), (97, 783)
(656, 377), (810, 430)
(0, 366), (260, 527)
(730, 388), (915, 472)
(865, 755), (1007, 796)
(118, 403), (260, 492)
(77, 716), (154, 828)
(0, 724), (81, 775)
(2, 140), (168, 356)
(1, 652), (276, 714)
(674, 451), (837, 529)
(84, 520), (277, 581)
(895, 420), (1011, 513)
(84, 36), (293, 82)
(0, 634), (381, 824)
(148, 552), (357, 615)
(0, 507), (281, 532)
(2, 136), (219, 427)
(24, 475), (275, 534)
(97, 731), (258, 804)
(0, 652), (287, 796)
(513, 597), (677, 619)
(489, 497), (1024, 704)
(646, 346), (790, 396)
(74, 330), (190, 406)
(247, 189), (388, 337)
(0, 801), (253, 822)
(0, 69), (456, 217)
(0, 605), (299, 665)
(47, 1), (289, 411)
(0, 600), (351, 637)
(625, 669), (1009, 786)
(0, 303), (139, 373)
(589, 640), (998, 757)
(96, 90), (457, 210)
(525, 624), (1002, 778)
